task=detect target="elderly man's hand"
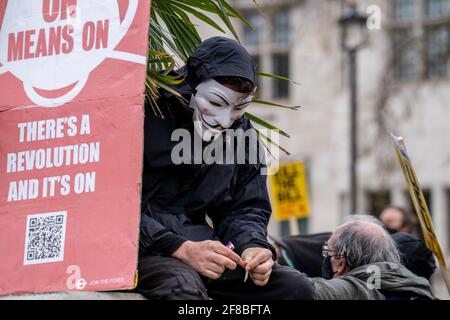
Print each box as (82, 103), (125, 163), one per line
(242, 247), (274, 286)
(172, 240), (243, 280)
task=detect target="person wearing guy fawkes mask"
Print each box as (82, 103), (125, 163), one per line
(136, 37), (316, 300)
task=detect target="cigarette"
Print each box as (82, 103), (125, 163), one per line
(225, 241), (248, 282)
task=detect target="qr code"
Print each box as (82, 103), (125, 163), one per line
(23, 211), (67, 265)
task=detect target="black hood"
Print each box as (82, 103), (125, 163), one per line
(169, 36), (257, 97)
(391, 232), (436, 280)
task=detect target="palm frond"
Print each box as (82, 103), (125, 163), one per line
(244, 112), (290, 138)
(147, 0), (249, 107)
(256, 71), (302, 86)
(252, 99), (301, 110)
(256, 129), (291, 156)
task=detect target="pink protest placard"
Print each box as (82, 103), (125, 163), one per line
(0, 0), (150, 295)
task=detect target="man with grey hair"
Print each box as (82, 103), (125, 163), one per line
(312, 215), (434, 300)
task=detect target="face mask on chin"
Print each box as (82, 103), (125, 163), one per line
(188, 78), (255, 141)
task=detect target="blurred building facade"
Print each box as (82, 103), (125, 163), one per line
(196, 0), (450, 293)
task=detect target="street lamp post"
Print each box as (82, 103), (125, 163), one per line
(338, 1), (368, 214)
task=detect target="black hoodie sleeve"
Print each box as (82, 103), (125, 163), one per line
(139, 209), (187, 257)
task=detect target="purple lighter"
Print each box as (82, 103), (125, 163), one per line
(225, 241), (235, 251)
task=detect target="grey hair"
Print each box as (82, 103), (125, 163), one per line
(329, 215), (401, 269)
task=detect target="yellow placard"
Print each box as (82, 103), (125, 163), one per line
(269, 161), (310, 221)
(391, 133), (450, 295)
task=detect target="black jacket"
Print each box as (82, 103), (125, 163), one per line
(272, 233), (332, 277)
(139, 37), (275, 258)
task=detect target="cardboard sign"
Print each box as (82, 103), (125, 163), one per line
(0, 0), (150, 295)
(269, 161), (311, 222)
(391, 133), (450, 295)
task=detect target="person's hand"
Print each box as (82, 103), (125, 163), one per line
(242, 247), (274, 286)
(171, 240), (243, 280)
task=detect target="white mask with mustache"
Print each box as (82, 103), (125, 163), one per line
(189, 78), (254, 141)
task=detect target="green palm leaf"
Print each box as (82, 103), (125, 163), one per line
(256, 129), (291, 156)
(252, 99), (301, 110)
(244, 112), (290, 138)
